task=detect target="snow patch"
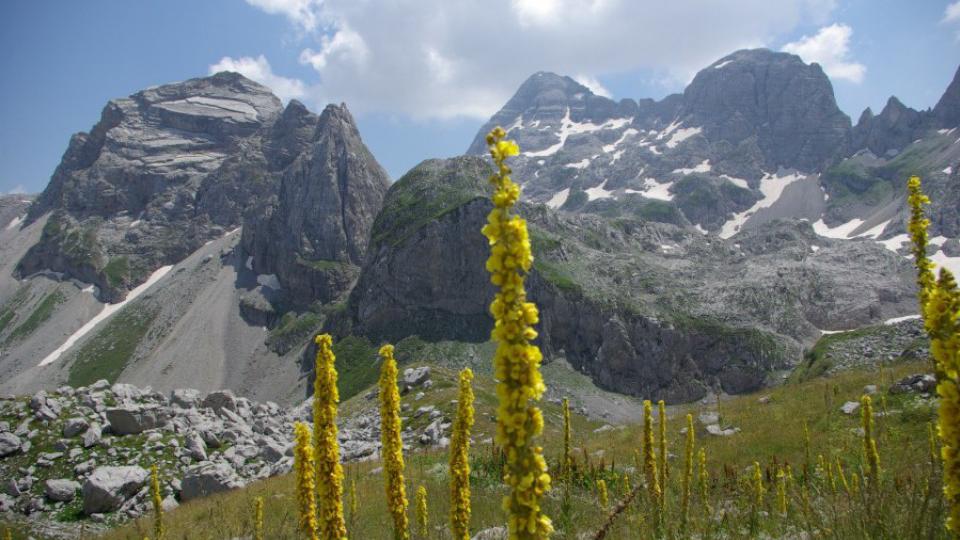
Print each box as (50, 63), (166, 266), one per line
(854, 219), (890, 240)
(932, 249), (960, 278)
(714, 60), (734, 69)
(719, 175), (749, 189)
(626, 178), (674, 201)
(546, 188), (570, 209)
(585, 180), (615, 201)
(522, 108), (632, 158)
(245, 256), (254, 271)
(812, 218), (865, 239)
(694, 224), (708, 235)
(944, 166), (953, 175)
(5, 215), (24, 230)
(128, 219), (141, 229)
(257, 273), (282, 290)
(664, 126), (702, 149)
(877, 233), (910, 252)
(884, 314), (920, 325)
(38, 265), (174, 367)
(673, 159), (711, 175)
(564, 158), (591, 170)
(719, 171), (806, 239)
(602, 128), (639, 153)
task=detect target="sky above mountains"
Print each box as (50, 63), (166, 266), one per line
(2, 0), (959, 195)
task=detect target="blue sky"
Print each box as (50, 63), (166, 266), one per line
(1, 0), (959, 195)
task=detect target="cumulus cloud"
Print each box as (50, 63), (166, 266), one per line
(944, 1), (960, 39)
(208, 55), (306, 103)
(781, 23), (866, 83)
(245, 0), (838, 119)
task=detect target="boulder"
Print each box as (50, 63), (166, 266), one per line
(110, 383), (142, 402)
(63, 417), (90, 438)
(82, 466), (149, 515)
(472, 527), (508, 540)
(840, 401), (860, 415)
(106, 406), (167, 435)
(403, 367), (431, 387)
(180, 463), (243, 501)
(44, 479), (80, 502)
(82, 423), (102, 448)
(170, 388), (201, 409)
(0, 432), (22, 457)
(202, 390), (238, 414)
(185, 432), (208, 461)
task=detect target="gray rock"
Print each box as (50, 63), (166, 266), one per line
(82, 466), (149, 515)
(259, 440), (286, 463)
(0, 493), (13, 513)
(82, 423), (102, 448)
(202, 390), (238, 414)
(403, 367), (431, 387)
(106, 406), (167, 435)
(170, 388), (201, 409)
(63, 417), (89, 438)
(705, 424), (739, 437)
(889, 373), (937, 395)
(841, 401), (861, 415)
(472, 526), (508, 540)
(44, 479), (80, 502)
(180, 463), (244, 501)
(110, 383), (142, 402)
(185, 432), (208, 461)
(0, 432), (22, 457)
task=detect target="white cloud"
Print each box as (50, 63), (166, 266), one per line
(944, 1), (960, 39)
(245, 0), (838, 119)
(573, 75), (612, 98)
(5, 184), (26, 195)
(781, 23), (866, 83)
(208, 55), (306, 103)
(245, 0), (323, 32)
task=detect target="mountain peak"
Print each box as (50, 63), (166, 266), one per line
(934, 64), (960, 127)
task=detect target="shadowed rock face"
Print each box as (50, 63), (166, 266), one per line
(241, 103), (391, 306)
(934, 65), (960, 128)
(850, 97), (925, 158)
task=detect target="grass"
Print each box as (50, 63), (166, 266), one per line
(4, 288), (66, 344)
(67, 303), (158, 387)
(103, 257), (130, 289)
(266, 311), (324, 355)
(0, 285), (34, 337)
(89, 356), (946, 540)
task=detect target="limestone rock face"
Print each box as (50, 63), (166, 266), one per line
(850, 97), (925, 157)
(18, 72), (283, 302)
(241, 103), (390, 306)
(934, 65), (960, 128)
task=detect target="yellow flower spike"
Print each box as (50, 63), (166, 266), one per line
(908, 175), (936, 313)
(681, 413), (694, 528)
(776, 467), (787, 515)
(836, 457), (850, 496)
(349, 479), (358, 521)
(597, 479), (609, 509)
(416, 485), (429, 538)
(752, 461), (765, 507)
(254, 497), (264, 540)
(485, 128), (552, 539)
(698, 447), (709, 512)
(642, 399), (662, 531)
(450, 369), (476, 540)
(861, 395), (881, 489)
(294, 422), (320, 540)
(561, 398), (571, 481)
(658, 400), (668, 491)
(378, 344), (410, 540)
(313, 334), (347, 539)
(150, 464), (163, 540)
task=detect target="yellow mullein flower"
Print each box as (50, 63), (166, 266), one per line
(350, 479), (358, 522)
(313, 334), (347, 539)
(378, 344), (410, 540)
(752, 461), (765, 507)
(150, 464), (163, 540)
(681, 413), (694, 527)
(658, 400), (668, 486)
(416, 485), (428, 538)
(562, 398), (572, 480)
(802, 421), (812, 482)
(643, 401), (661, 503)
(294, 422), (320, 540)
(776, 467), (787, 515)
(698, 447), (709, 515)
(861, 395), (880, 488)
(483, 128), (552, 539)
(254, 497), (264, 540)
(835, 458), (850, 496)
(450, 368), (476, 540)
(597, 479), (609, 509)
(908, 175), (936, 312)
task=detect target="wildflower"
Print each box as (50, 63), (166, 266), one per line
(483, 128), (552, 539)
(910, 176), (960, 533)
(313, 334), (347, 539)
(254, 497), (264, 540)
(151, 464), (163, 540)
(562, 398), (572, 480)
(643, 401), (661, 503)
(416, 485), (428, 538)
(908, 175), (935, 311)
(681, 413), (694, 527)
(294, 422), (320, 540)
(349, 479), (358, 522)
(752, 462), (765, 507)
(378, 344), (410, 540)
(597, 479), (609, 509)
(450, 368), (476, 540)
(776, 467), (787, 515)
(658, 400), (668, 485)
(698, 447), (709, 513)
(803, 421), (812, 482)
(836, 458), (850, 496)
(861, 395), (880, 488)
